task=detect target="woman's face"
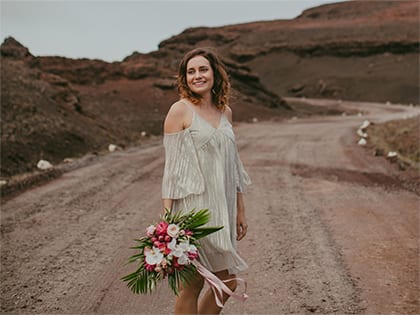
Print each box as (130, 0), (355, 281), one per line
(186, 55), (214, 96)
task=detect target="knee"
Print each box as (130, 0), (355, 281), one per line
(193, 275), (205, 291)
(180, 275), (204, 297)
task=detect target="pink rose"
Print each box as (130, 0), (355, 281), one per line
(188, 251), (199, 260)
(154, 266), (162, 272)
(156, 221), (169, 236)
(157, 242), (166, 252)
(157, 242), (171, 255)
(173, 257), (184, 271)
(145, 225), (156, 237)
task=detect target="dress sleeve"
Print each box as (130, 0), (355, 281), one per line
(162, 130), (205, 199)
(235, 148), (251, 193)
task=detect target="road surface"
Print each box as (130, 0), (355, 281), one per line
(1, 99), (419, 314)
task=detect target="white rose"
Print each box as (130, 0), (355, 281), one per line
(167, 224), (180, 238)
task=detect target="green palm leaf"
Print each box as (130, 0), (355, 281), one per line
(121, 208), (224, 295)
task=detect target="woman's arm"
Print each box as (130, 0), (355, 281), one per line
(162, 199), (174, 213)
(228, 105), (248, 240)
(161, 101), (191, 214)
(236, 192), (248, 241)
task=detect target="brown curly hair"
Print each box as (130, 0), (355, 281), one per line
(177, 47), (230, 110)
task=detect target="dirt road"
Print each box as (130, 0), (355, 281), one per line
(1, 99), (419, 314)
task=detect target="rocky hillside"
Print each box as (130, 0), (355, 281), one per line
(1, 38), (288, 177)
(159, 0), (418, 104)
(1, 0), (418, 178)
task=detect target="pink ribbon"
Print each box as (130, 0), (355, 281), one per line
(192, 260), (248, 308)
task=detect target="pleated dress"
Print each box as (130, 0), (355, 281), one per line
(162, 99), (251, 275)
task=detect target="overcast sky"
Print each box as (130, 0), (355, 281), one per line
(1, 0), (346, 62)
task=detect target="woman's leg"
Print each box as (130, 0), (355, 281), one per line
(198, 270), (237, 315)
(174, 274), (204, 315)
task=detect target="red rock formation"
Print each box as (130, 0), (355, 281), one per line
(1, 37), (287, 177)
(1, 1), (418, 177)
(159, 1), (418, 103)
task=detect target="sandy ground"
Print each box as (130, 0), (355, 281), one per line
(1, 99), (419, 315)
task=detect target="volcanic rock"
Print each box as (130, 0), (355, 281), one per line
(1, 0), (418, 178)
(0, 37), (32, 59)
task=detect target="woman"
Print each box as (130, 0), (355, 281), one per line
(162, 47), (251, 314)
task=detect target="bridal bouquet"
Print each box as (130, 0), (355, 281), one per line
(121, 208), (223, 295)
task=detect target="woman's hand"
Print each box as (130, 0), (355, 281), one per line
(236, 211), (248, 241)
(236, 193), (248, 241)
(162, 199), (173, 214)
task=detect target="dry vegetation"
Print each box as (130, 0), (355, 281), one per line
(369, 115), (420, 168)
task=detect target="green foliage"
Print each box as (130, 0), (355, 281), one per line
(121, 265), (162, 294)
(121, 208), (223, 296)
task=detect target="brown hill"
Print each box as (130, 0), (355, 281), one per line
(1, 0), (418, 178)
(159, 0), (418, 103)
(1, 38), (288, 177)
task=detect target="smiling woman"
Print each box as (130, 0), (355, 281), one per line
(161, 47), (251, 314)
(177, 48), (230, 111)
(187, 57), (215, 95)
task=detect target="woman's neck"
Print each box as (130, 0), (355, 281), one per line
(198, 93), (213, 109)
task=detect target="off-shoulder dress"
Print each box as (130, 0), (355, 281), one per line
(162, 100), (251, 274)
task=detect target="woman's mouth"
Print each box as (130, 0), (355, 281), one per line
(193, 81), (206, 87)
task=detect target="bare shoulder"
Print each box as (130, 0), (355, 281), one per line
(164, 100), (191, 133)
(168, 99), (190, 113)
(224, 105), (233, 124)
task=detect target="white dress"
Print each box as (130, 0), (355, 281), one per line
(162, 100), (251, 274)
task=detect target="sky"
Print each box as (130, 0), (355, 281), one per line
(1, 0), (346, 62)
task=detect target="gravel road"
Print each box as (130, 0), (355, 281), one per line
(1, 99), (419, 315)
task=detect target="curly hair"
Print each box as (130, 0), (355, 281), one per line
(177, 47), (230, 110)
